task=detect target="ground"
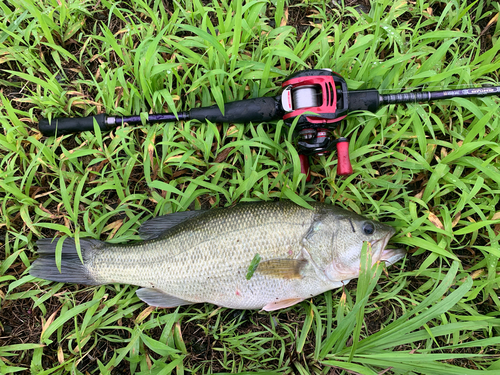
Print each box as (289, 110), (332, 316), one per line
(1, 0), (500, 374)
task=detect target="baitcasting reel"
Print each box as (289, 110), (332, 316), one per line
(280, 69), (352, 177)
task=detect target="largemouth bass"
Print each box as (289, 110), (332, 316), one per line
(30, 201), (405, 311)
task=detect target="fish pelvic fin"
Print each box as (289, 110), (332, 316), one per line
(136, 288), (194, 308)
(257, 259), (307, 279)
(262, 298), (304, 311)
(30, 237), (103, 285)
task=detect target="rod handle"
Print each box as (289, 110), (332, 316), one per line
(39, 114), (110, 136)
(189, 97), (283, 123)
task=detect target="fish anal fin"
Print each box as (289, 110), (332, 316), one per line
(136, 288), (193, 308)
(262, 298), (304, 311)
(257, 259), (307, 279)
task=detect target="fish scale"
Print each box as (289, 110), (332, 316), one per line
(30, 201), (405, 311)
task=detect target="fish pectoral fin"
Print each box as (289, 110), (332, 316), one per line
(262, 298), (304, 311)
(136, 288), (193, 308)
(257, 259), (307, 279)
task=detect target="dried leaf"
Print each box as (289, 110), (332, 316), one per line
(339, 291), (346, 305)
(58, 346), (64, 364)
(38, 203), (62, 219)
(452, 211), (461, 227)
(414, 189), (424, 199)
(214, 146), (234, 163)
(440, 147), (448, 159)
(471, 269), (484, 279)
(280, 8), (288, 27)
(173, 169), (189, 178)
(226, 125), (238, 136)
(148, 139), (155, 168)
(461, 269), (484, 283)
(135, 305), (156, 324)
(487, 12), (499, 27)
(481, 13), (499, 35)
(40, 309), (59, 340)
(103, 220), (123, 239)
(428, 212), (444, 230)
(395, 0), (407, 10)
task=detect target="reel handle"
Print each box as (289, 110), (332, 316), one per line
(299, 154), (311, 182)
(336, 138), (353, 175)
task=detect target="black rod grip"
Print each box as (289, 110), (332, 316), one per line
(39, 114), (110, 136)
(188, 97), (283, 123)
(347, 90), (381, 112)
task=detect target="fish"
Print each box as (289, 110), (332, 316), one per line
(30, 201), (405, 311)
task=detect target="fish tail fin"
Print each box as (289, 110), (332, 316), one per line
(30, 238), (103, 285)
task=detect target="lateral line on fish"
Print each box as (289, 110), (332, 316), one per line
(140, 221), (311, 262)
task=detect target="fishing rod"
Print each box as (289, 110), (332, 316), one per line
(39, 69), (500, 176)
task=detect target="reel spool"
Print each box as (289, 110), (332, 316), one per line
(292, 85), (320, 109)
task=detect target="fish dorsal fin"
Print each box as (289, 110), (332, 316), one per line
(257, 259), (307, 279)
(262, 298), (304, 311)
(136, 288), (194, 308)
(139, 210), (207, 239)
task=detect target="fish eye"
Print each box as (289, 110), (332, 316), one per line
(363, 222), (375, 235)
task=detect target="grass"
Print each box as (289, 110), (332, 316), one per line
(1, 0), (500, 373)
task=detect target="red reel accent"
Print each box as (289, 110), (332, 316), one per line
(299, 154), (311, 182)
(282, 74), (346, 125)
(336, 139), (353, 175)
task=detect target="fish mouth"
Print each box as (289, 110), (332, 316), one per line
(372, 230), (406, 266)
(380, 248), (406, 265)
